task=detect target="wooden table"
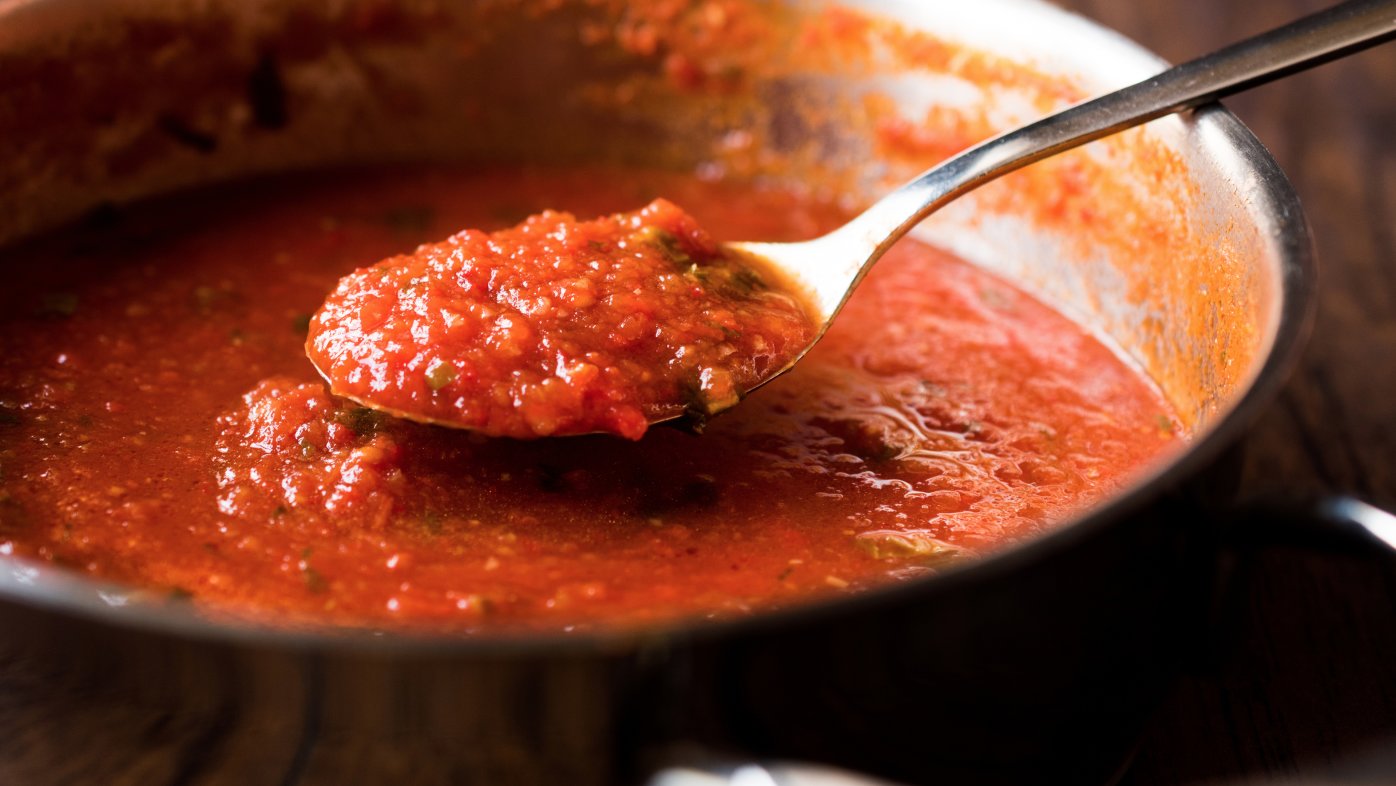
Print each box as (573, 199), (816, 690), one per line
(1055, 1), (1396, 783)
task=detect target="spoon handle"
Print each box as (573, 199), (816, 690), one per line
(817, 0), (1396, 308)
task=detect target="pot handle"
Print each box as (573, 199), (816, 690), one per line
(643, 500), (1396, 786)
(646, 757), (906, 786)
(1221, 496), (1396, 555)
(646, 745), (1396, 786)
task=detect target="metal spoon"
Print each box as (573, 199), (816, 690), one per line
(317, 0), (1395, 437)
(708, 0), (1396, 416)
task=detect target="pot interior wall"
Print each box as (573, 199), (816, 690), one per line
(0, 0), (1279, 445)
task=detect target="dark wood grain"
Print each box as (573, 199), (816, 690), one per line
(1054, 0), (1396, 783)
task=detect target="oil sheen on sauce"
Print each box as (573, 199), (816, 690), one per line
(0, 167), (1181, 632)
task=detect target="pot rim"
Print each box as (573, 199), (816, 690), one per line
(0, 2), (1315, 657)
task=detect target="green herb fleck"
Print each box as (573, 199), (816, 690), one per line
(272, 505), (288, 518)
(686, 262), (711, 285)
(300, 547), (327, 593)
(1156, 415), (1176, 434)
(334, 406), (385, 438)
(707, 321), (738, 340)
(291, 313), (312, 334)
(458, 593), (495, 615)
(872, 442), (900, 462)
(722, 266), (766, 298)
(303, 565), (327, 593)
(298, 439), (317, 459)
(677, 376), (710, 416)
(630, 225), (692, 270)
(776, 566), (795, 582)
(38, 292), (79, 318)
(426, 362), (457, 392)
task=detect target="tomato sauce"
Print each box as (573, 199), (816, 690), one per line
(307, 199), (814, 440)
(0, 167), (1181, 632)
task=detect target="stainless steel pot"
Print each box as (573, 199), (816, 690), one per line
(0, 1), (1329, 784)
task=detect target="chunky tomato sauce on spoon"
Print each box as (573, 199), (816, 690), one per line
(0, 167), (1181, 632)
(307, 199), (815, 439)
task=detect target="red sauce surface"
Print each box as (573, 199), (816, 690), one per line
(308, 199), (814, 439)
(0, 167), (1181, 632)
